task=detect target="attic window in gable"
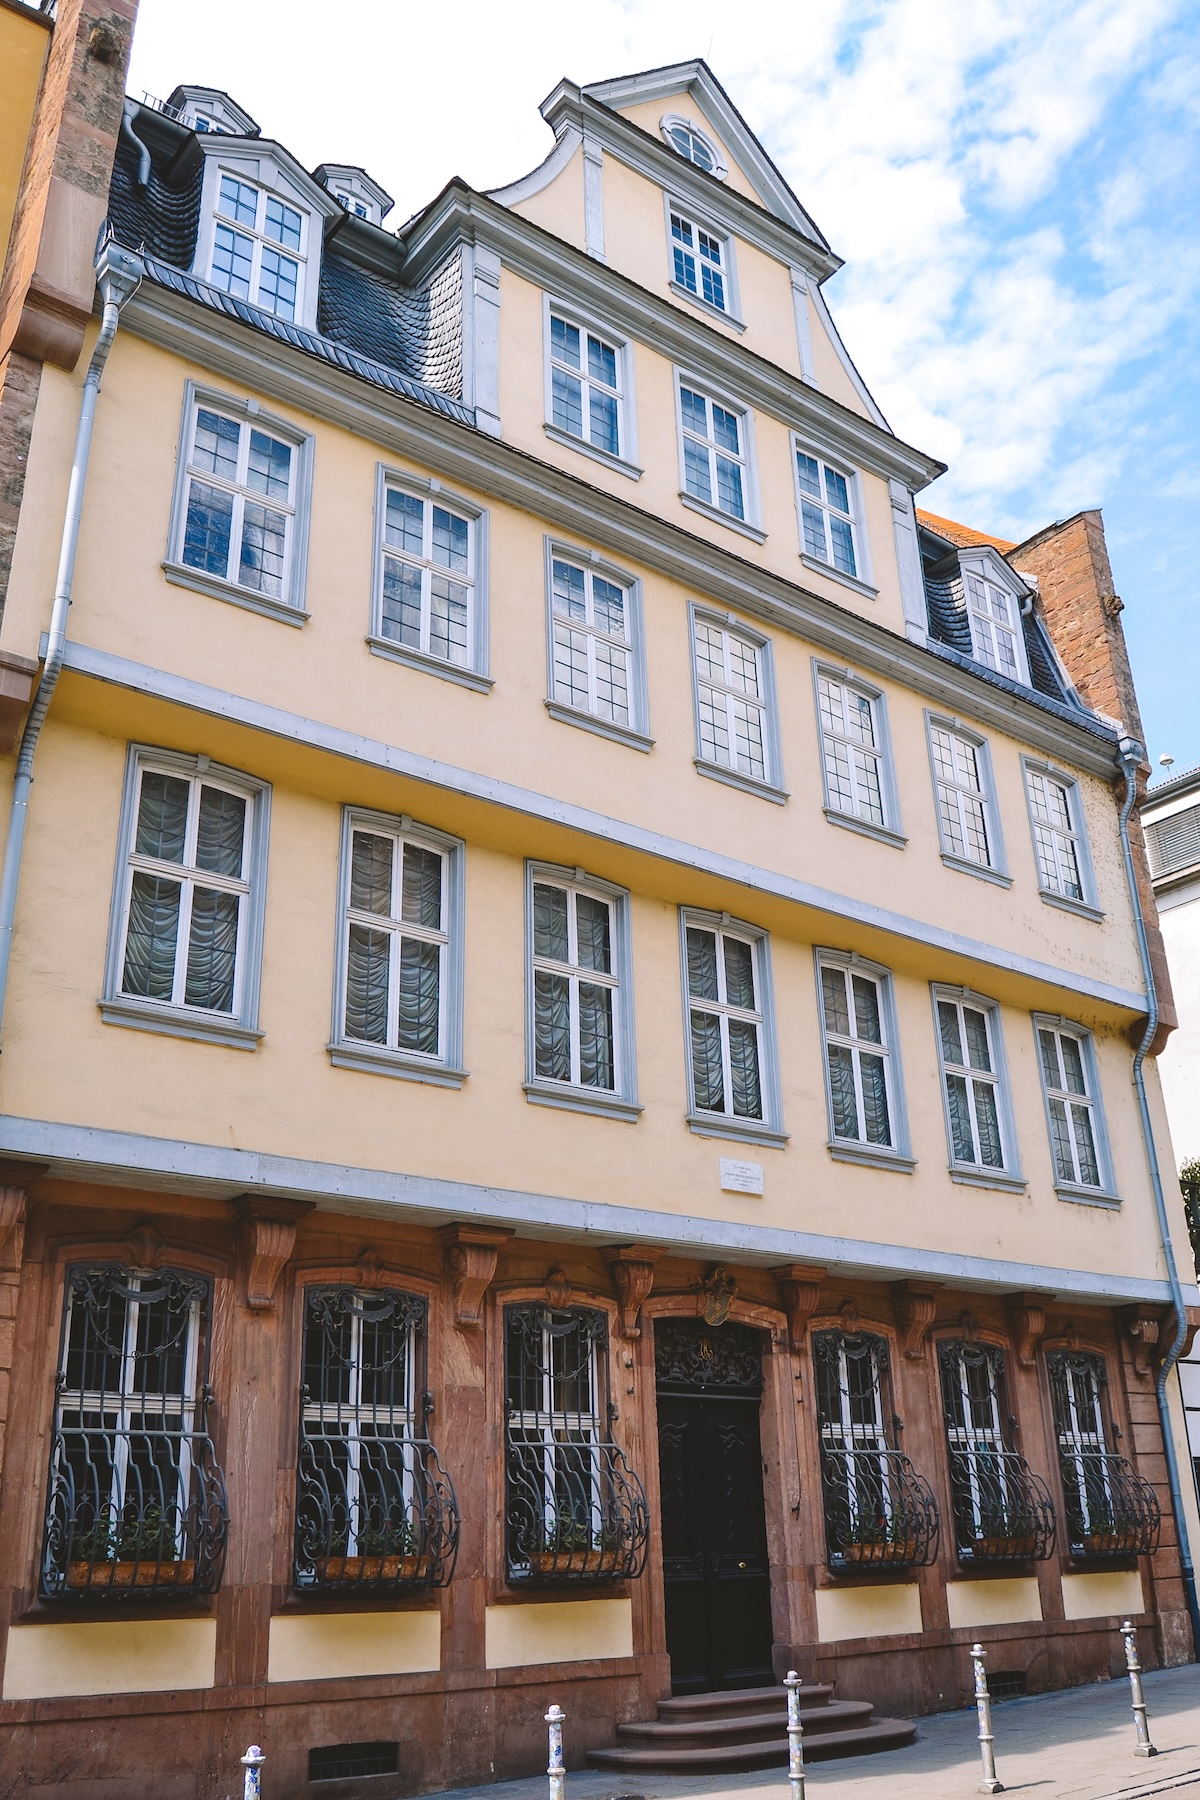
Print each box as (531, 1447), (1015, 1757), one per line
(962, 565), (1031, 687)
(210, 174), (307, 323)
(661, 114), (727, 180)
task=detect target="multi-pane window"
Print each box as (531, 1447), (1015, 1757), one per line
(935, 993), (1007, 1172)
(965, 570), (1023, 681)
(294, 1287), (458, 1590)
(818, 959), (895, 1150)
(41, 1266), (226, 1598)
(670, 212), (727, 311)
(1026, 768), (1087, 902)
(1047, 1351), (1159, 1556)
(179, 402), (297, 603)
(685, 919), (764, 1121)
(116, 761), (254, 1017)
(549, 557), (632, 728)
(931, 724), (995, 869)
(210, 174), (305, 321)
(531, 878), (620, 1094)
(377, 486), (475, 670)
(548, 314), (623, 458)
(679, 383), (747, 520)
(795, 450), (858, 578)
(340, 823), (449, 1062)
(1036, 1022), (1105, 1191)
(938, 1339), (1055, 1561)
(818, 674), (886, 827)
(663, 121), (721, 174)
(693, 616), (769, 782)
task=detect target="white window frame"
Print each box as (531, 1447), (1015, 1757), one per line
(812, 663), (904, 847)
(925, 714), (1009, 886)
(663, 196), (742, 328)
(930, 986), (1023, 1191)
(792, 439), (874, 595)
(165, 381), (314, 624)
(1021, 758), (1101, 919)
(674, 371), (761, 539)
(329, 807), (466, 1087)
(679, 907), (785, 1148)
(960, 554), (1032, 688)
(101, 744), (270, 1051)
(660, 114), (728, 180)
(206, 171), (310, 322)
(541, 296), (639, 479)
(368, 467), (490, 692)
(542, 540), (651, 751)
(524, 862), (640, 1123)
(815, 949), (912, 1170)
(1032, 1014), (1117, 1204)
(689, 604), (785, 804)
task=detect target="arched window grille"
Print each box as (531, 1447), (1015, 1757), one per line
(1047, 1350), (1160, 1557)
(41, 1265), (227, 1599)
(812, 1330), (938, 1568)
(504, 1303), (648, 1583)
(938, 1340), (1056, 1562)
(295, 1287), (459, 1590)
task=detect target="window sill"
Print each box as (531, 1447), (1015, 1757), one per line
(542, 424), (642, 481)
(949, 1166), (1027, 1194)
(545, 700), (654, 754)
(523, 1082), (642, 1123)
(941, 852), (1012, 888)
(1055, 1184), (1121, 1209)
(686, 1113), (788, 1150)
(827, 1141), (915, 1173)
(799, 554), (879, 600)
(678, 492), (765, 543)
(1039, 889), (1104, 923)
(668, 280), (746, 332)
(99, 997), (262, 1051)
(695, 758), (788, 806)
(367, 636), (493, 693)
(162, 562), (308, 627)
(329, 1043), (468, 1088)
(824, 809), (907, 850)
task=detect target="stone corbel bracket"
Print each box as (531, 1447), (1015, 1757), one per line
(772, 1265), (826, 1355)
(890, 1280), (941, 1360)
(438, 1222), (514, 1329)
(236, 1197), (314, 1312)
(603, 1246), (662, 1338)
(1005, 1290), (1053, 1369)
(1117, 1302), (1169, 1378)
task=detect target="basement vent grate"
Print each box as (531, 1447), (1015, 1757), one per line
(309, 1741), (400, 1781)
(988, 1671), (1028, 1701)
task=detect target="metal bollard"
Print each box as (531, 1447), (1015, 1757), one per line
(1120, 1620), (1158, 1757)
(546, 1703), (566, 1800)
(241, 1744), (265, 1800)
(785, 1669), (806, 1800)
(971, 1644), (1003, 1795)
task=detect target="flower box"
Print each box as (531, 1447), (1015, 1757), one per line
(970, 1535), (1038, 1559)
(67, 1559), (195, 1589)
(843, 1537), (916, 1564)
(315, 1553), (429, 1583)
(1081, 1528), (1142, 1556)
(529, 1547), (610, 1576)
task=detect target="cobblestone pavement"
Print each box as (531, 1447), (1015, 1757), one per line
(428, 1666), (1200, 1800)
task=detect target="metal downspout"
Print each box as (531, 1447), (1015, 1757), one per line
(1117, 733), (1200, 1656)
(0, 235), (142, 1044)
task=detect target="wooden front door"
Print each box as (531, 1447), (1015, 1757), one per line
(654, 1318), (773, 1694)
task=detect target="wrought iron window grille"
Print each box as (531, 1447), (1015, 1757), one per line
(813, 1330), (939, 1569)
(295, 1286), (459, 1591)
(504, 1302), (649, 1583)
(41, 1265), (228, 1600)
(1047, 1351), (1160, 1558)
(938, 1340), (1056, 1562)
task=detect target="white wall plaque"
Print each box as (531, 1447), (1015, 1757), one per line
(720, 1158), (763, 1195)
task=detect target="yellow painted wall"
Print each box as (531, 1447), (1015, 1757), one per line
(0, 4), (48, 271)
(484, 1598), (633, 1668)
(1060, 1569), (1144, 1622)
(267, 1610), (440, 1682)
(945, 1578), (1042, 1629)
(500, 136), (587, 253)
(2, 1618), (216, 1699)
(814, 1582), (922, 1642)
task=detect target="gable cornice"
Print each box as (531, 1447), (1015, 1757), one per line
(118, 278), (1119, 780)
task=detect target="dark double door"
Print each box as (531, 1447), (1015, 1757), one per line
(655, 1320), (774, 1694)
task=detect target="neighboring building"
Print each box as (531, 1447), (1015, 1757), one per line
(0, 55), (1195, 1799)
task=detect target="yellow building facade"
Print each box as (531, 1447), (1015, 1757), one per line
(0, 58), (1194, 1798)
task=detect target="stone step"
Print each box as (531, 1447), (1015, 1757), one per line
(615, 1698), (876, 1751)
(587, 1716), (918, 1772)
(656, 1682), (834, 1720)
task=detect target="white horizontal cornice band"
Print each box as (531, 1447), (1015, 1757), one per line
(0, 1112), (1187, 1308)
(119, 285), (1121, 783)
(56, 636), (1143, 1014)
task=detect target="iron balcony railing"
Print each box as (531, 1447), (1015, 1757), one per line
(820, 1445), (940, 1569)
(41, 1426), (228, 1599)
(1059, 1450), (1161, 1558)
(295, 1434), (459, 1591)
(947, 1445), (1057, 1562)
(506, 1436), (650, 1583)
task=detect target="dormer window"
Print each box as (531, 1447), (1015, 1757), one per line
(335, 191), (370, 219)
(661, 114), (727, 180)
(314, 164), (393, 230)
(963, 567), (1028, 685)
(211, 175), (306, 322)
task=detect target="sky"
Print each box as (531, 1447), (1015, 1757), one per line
(127, 0), (1200, 775)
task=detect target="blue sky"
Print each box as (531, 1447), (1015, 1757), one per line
(127, 0), (1200, 772)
